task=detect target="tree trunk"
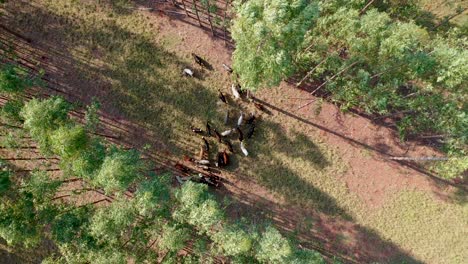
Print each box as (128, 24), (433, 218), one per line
(296, 58), (327, 87)
(310, 61), (359, 95)
(359, 0), (375, 16)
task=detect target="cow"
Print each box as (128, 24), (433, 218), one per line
(183, 68), (194, 77)
(236, 127), (244, 142)
(206, 122), (212, 136)
(231, 84), (241, 100)
(213, 129), (222, 143)
(247, 124), (255, 139)
(190, 126), (203, 134)
(202, 137), (210, 152)
(218, 89), (227, 104)
(237, 112), (244, 127)
(222, 63), (233, 73)
(240, 141), (249, 156)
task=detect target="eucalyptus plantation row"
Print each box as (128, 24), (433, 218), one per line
(0, 64), (325, 263)
(231, 0), (467, 162)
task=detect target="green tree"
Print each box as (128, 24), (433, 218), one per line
(133, 174), (171, 218)
(231, 0), (320, 90)
(0, 191), (43, 247)
(20, 97), (71, 153)
(0, 64), (31, 93)
(89, 198), (137, 245)
(84, 99), (101, 132)
(173, 181), (224, 234)
(0, 168), (11, 195)
(94, 147), (146, 193)
(255, 226), (292, 263)
(68, 138), (106, 180)
(50, 125), (89, 159)
(159, 223), (191, 253)
(1, 99), (24, 121)
(212, 225), (254, 257)
(51, 207), (92, 244)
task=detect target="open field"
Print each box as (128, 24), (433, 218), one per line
(1, 0), (467, 263)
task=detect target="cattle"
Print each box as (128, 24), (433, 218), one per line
(246, 114), (256, 124)
(216, 150), (230, 167)
(222, 63), (233, 73)
(222, 139), (234, 153)
(237, 112), (244, 127)
(247, 124), (255, 139)
(221, 128), (234, 137)
(222, 150), (229, 166)
(254, 101), (265, 111)
(206, 122), (212, 136)
(196, 164), (210, 171)
(176, 175), (190, 185)
(198, 173), (220, 187)
(236, 127), (244, 142)
(183, 68), (194, 77)
(231, 84), (241, 100)
(174, 163), (190, 173)
(218, 89), (227, 104)
(213, 129), (222, 143)
(192, 53), (209, 68)
(240, 141), (249, 156)
(224, 110), (230, 125)
(198, 146), (207, 160)
(190, 126), (203, 134)
(195, 159), (210, 165)
(183, 155), (194, 162)
(202, 137), (210, 152)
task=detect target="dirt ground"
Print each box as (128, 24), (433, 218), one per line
(1, 1), (467, 263)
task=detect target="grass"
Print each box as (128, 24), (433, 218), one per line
(419, 0), (468, 25)
(1, 0), (467, 263)
(363, 190), (468, 263)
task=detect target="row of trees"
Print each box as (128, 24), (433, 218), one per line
(231, 0), (467, 177)
(0, 63), (325, 263)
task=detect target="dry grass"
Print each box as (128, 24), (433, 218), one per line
(419, 0), (468, 25)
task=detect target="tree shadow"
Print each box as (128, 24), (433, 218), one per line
(253, 98), (468, 194)
(224, 119), (347, 217)
(0, 1), (222, 157)
(217, 182), (424, 264)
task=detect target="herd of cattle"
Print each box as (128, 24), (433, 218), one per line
(175, 53), (266, 188)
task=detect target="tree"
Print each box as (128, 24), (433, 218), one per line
(68, 138), (106, 180)
(84, 99), (101, 132)
(23, 170), (62, 209)
(50, 125), (89, 159)
(212, 225), (254, 257)
(173, 181), (224, 234)
(51, 207), (92, 244)
(89, 198), (137, 245)
(133, 174), (171, 218)
(20, 97), (71, 153)
(0, 167), (11, 195)
(0, 191), (42, 247)
(0, 64), (30, 93)
(94, 147), (146, 193)
(255, 226), (292, 263)
(159, 224), (191, 253)
(1, 99), (24, 121)
(231, 0), (320, 90)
